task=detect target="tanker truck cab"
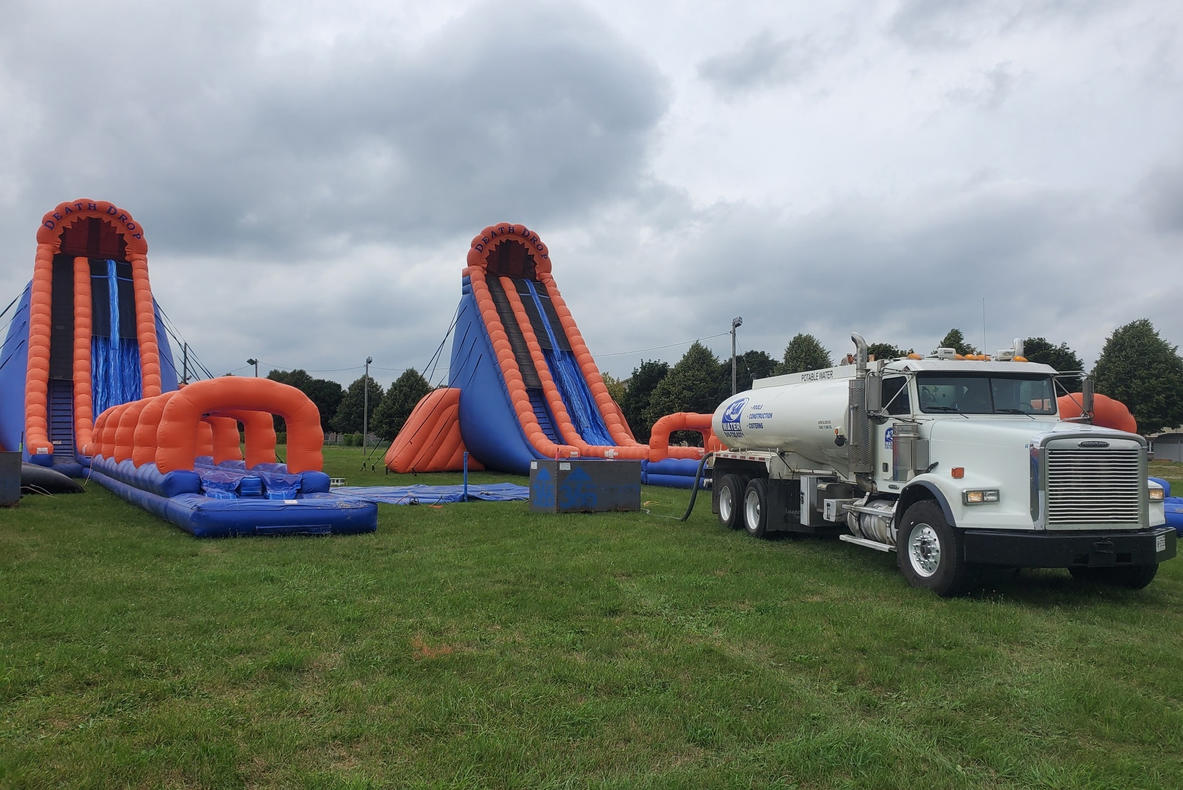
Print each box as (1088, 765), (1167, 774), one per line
(708, 334), (1176, 596)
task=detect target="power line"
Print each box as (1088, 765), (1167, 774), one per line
(595, 331), (732, 358)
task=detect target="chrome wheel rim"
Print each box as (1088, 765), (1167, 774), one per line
(908, 524), (941, 577)
(720, 485), (735, 523)
(745, 489), (762, 531)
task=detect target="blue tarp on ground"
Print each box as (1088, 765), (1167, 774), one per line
(331, 483), (529, 505)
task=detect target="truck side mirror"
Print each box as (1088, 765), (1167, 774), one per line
(1082, 376), (1094, 420)
(865, 373), (882, 413)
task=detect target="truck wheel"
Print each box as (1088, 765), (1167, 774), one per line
(896, 500), (974, 596)
(717, 475), (744, 530)
(743, 478), (769, 538)
(1069, 564), (1158, 589)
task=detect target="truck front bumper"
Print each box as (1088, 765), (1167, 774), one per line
(962, 527), (1176, 568)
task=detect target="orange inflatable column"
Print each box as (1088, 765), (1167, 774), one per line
(207, 416), (242, 464)
(129, 252), (163, 398)
(24, 244), (56, 458)
(72, 256), (95, 454)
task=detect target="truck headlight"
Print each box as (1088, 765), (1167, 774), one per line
(1148, 486), (1165, 502)
(962, 489), (1000, 505)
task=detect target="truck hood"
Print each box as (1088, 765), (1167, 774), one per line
(926, 417), (1144, 449)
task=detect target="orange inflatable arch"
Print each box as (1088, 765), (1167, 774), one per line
(154, 378), (322, 474)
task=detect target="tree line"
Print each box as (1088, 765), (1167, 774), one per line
(266, 318), (1183, 443)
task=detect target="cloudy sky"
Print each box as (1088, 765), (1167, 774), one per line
(2, 0), (1181, 392)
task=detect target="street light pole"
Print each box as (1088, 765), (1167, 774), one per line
(730, 316), (743, 395)
(362, 356), (373, 467)
(247, 358), (258, 377)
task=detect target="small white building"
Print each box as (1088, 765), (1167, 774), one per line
(1150, 432), (1183, 462)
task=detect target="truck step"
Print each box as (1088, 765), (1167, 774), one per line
(839, 534), (895, 552)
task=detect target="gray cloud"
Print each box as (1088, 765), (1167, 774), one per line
(697, 30), (819, 96)
(0, 0), (668, 262)
(1141, 163), (1183, 234)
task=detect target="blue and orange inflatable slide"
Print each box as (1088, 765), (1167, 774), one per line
(385, 223), (719, 486)
(0, 199), (376, 536)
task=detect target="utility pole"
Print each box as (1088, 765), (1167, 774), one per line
(730, 316), (743, 394)
(362, 356), (372, 468)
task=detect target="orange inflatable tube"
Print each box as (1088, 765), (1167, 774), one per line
(1058, 393), (1137, 434)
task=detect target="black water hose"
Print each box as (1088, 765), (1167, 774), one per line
(678, 453), (713, 521)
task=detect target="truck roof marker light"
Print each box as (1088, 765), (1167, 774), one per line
(952, 467), (965, 479)
(908, 353), (923, 359)
(1013, 356), (1028, 362)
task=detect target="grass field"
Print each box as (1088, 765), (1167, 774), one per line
(2, 449), (1181, 788)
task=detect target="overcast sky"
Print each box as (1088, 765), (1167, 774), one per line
(2, 0), (1181, 392)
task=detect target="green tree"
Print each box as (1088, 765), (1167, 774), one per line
(778, 333), (831, 374)
(372, 368), (431, 440)
(305, 378), (346, 432)
(938, 329), (978, 356)
(1021, 337), (1084, 392)
(267, 369), (345, 432)
(643, 342), (727, 431)
(1092, 319), (1183, 435)
(621, 359), (669, 442)
(867, 342), (912, 361)
(332, 375), (385, 435)
(730, 349), (779, 393)
(600, 372), (626, 406)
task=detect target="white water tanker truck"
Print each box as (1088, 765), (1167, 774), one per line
(708, 333), (1177, 595)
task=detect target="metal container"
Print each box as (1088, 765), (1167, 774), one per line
(529, 459), (641, 513)
(0, 452), (21, 506)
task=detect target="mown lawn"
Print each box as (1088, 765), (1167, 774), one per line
(1, 449), (1180, 789)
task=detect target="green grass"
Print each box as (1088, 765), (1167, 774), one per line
(1, 448), (1181, 788)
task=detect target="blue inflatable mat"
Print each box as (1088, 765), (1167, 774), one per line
(331, 483), (528, 505)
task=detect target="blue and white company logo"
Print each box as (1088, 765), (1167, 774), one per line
(721, 397), (748, 438)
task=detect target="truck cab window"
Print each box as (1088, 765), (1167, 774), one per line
(918, 373), (1057, 415)
(882, 376), (910, 415)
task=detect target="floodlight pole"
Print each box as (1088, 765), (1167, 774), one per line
(247, 357), (258, 377)
(730, 316), (743, 394)
(362, 356), (373, 468)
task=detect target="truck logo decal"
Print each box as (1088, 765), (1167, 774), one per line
(721, 397), (748, 438)
(885, 426), (893, 447)
(1078, 440), (1109, 448)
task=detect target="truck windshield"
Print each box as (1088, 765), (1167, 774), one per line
(916, 373), (1056, 415)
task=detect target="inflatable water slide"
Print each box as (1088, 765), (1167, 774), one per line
(386, 223), (719, 486)
(0, 199), (375, 536)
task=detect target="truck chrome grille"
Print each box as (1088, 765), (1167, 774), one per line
(1045, 447), (1142, 526)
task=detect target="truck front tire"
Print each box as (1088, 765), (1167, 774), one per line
(897, 500), (974, 596)
(743, 478), (769, 538)
(718, 474), (744, 530)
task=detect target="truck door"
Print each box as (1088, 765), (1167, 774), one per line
(875, 376), (911, 489)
